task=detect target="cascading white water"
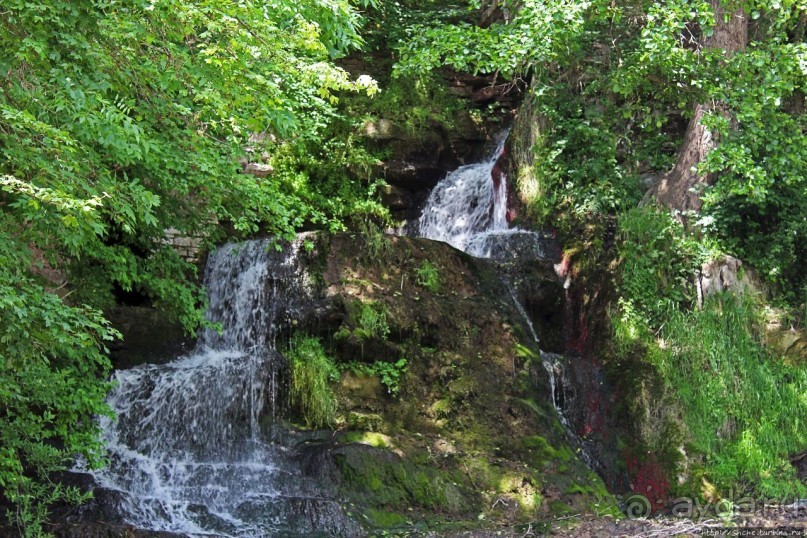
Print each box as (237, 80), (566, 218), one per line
(84, 236), (351, 537)
(503, 278), (539, 343)
(417, 133), (550, 260)
(417, 134), (510, 257)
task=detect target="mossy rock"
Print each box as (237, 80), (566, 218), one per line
(343, 411), (384, 432)
(340, 431), (392, 449)
(365, 508), (408, 528)
(334, 446), (471, 513)
(294, 233), (625, 529)
(299, 442), (477, 522)
(521, 435), (573, 468)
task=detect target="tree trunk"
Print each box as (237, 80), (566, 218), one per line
(479, 0), (521, 27)
(650, 1), (748, 212)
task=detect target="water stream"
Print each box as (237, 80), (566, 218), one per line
(81, 132), (600, 536)
(503, 278), (540, 343)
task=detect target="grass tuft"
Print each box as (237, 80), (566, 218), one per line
(287, 334), (339, 428)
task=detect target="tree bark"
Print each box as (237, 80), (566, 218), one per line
(479, 0), (521, 27)
(650, 1), (748, 213)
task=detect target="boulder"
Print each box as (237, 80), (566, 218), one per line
(381, 160), (446, 191)
(765, 322), (807, 362)
(362, 119), (406, 140)
(105, 306), (193, 369)
(699, 255), (745, 296)
(378, 184), (415, 211)
(243, 162), (274, 177)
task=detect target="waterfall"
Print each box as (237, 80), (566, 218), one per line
(83, 236), (355, 537)
(417, 132), (551, 260)
(417, 133), (509, 257)
(539, 351), (605, 476)
(503, 277), (539, 343)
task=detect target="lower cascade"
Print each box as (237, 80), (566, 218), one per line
(81, 238), (359, 537)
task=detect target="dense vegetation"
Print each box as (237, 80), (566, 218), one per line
(397, 0), (806, 305)
(615, 207), (807, 498)
(1, 0), (805, 533)
(392, 0), (807, 504)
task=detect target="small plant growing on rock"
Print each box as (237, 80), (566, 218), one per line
(342, 358), (408, 396)
(357, 301), (390, 341)
(335, 300), (391, 357)
(357, 218), (393, 261)
(374, 358), (408, 396)
(414, 260), (441, 293)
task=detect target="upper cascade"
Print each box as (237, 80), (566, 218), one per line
(416, 132), (552, 260)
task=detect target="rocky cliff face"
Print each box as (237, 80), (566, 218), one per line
(365, 113), (499, 225)
(286, 232), (618, 532)
(505, 89), (807, 513)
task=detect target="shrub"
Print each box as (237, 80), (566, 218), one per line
(655, 295), (807, 498)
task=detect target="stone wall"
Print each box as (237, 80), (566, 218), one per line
(162, 227), (205, 263)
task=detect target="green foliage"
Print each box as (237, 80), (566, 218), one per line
(395, 1), (807, 315)
(266, 128), (391, 236)
(356, 218), (394, 260)
(0, 238), (117, 534)
(394, 0), (592, 77)
(614, 210), (807, 497)
(363, 0), (469, 51)
(0, 0), (382, 532)
(336, 300), (391, 346)
(414, 260), (441, 293)
(649, 295), (807, 498)
(357, 302), (390, 339)
(286, 334), (340, 428)
(373, 358), (408, 396)
(617, 206), (708, 324)
(698, 42), (807, 310)
(343, 358), (408, 396)
(0, 0), (381, 325)
(346, 68), (471, 136)
(518, 94), (645, 228)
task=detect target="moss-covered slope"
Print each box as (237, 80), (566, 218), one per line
(282, 232), (618, 534)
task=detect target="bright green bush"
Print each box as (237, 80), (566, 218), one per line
(287, 334), (340, 428)
(342, 358), (409, 396)
(653, 295), (807, 498)
(616, 206), (709, 324)
(335, 300), (391, 350)
(0, 240), (117, 535)
(698, 41), (807, 312)
(614, 208), (807, 498)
